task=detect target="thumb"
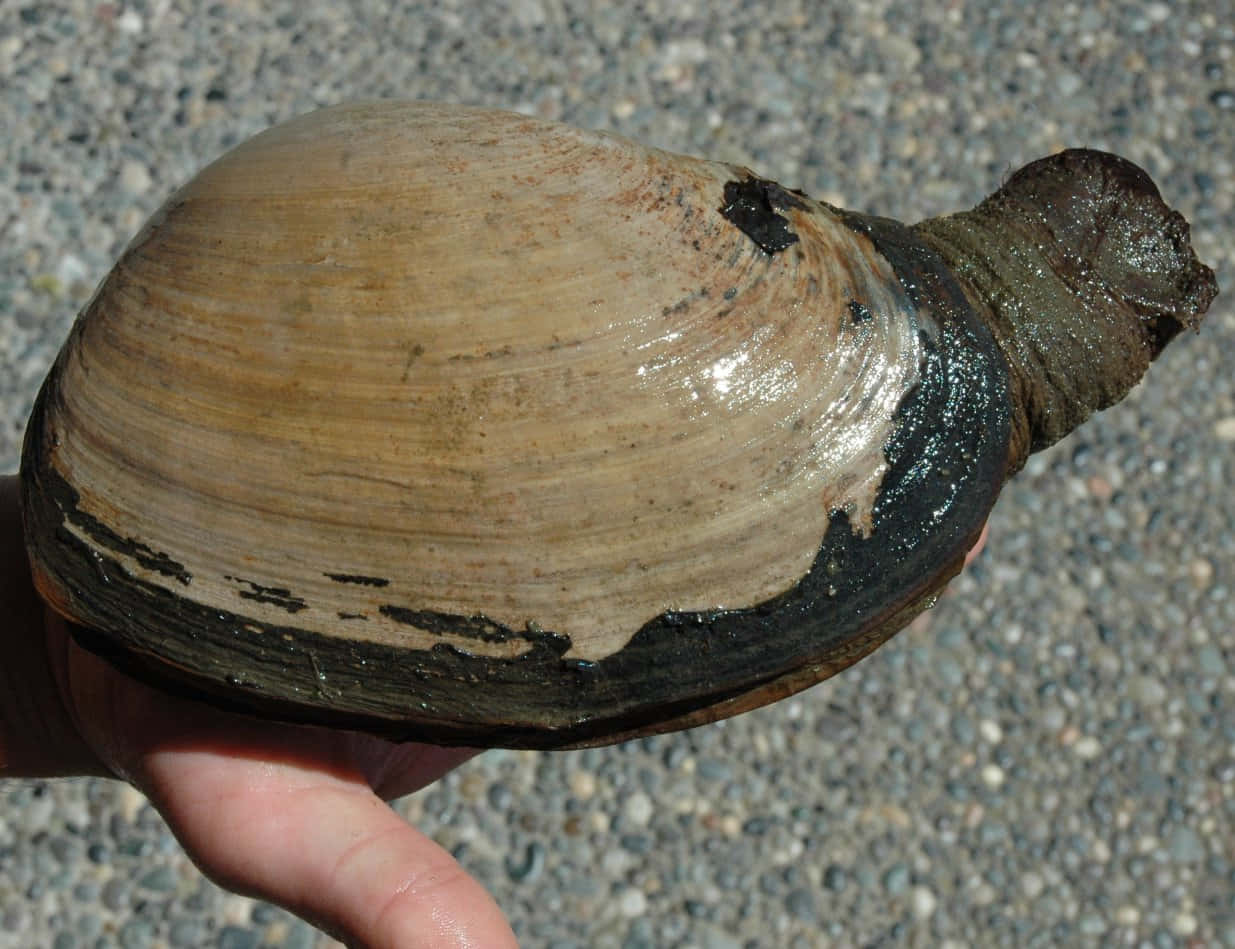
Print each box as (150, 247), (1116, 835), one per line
(142, 746), (518, 949)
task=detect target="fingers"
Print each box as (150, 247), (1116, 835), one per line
(964, 522), (990, 567)
(141, 746), (518, 949)
(51, 624), (515, 948)
(342, 733), (480, 801)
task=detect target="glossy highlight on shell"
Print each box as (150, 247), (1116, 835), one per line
(20, 102), (1217, 747)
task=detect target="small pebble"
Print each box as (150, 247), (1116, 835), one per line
(486, 782), (513, 811)
(101, 877), (132, 912)
(568, 771), (596, 801)
(696, 758), (733, 782)
(22, 792), (54, 833)
(1, 906), (28, 934)
(823, 865), (849, 892)
(623, 792), (653, 827)
(118, 159), (152, 195)
(1197, 643), (1227, 676)
(1130, 675), (1168, 705)
(115, 8), (144, 33)
(76, 913), (103, 941)
(1114, 905), (1141, 927)
(1087, 474), (1114, 501)
(971, 880), (997, 906)
(504, 842), (546, 883)
(1190, 558), (1215, 590)
(117, 918), (155, 949)
(785, 888), (815, 922)
(1168, 825), (1206, 864)
(619, 888), (648, 917)
(1073, 736), (1103, 760)
(116, 786), (147, 823)
(168, 918), (206, 948)
(981, 763), (1006, 789)
(249, 902), (279, 925)
(742, 816), (771, 835)
(217, 925), (260, 949)
(53, 252), (89, 292)
(1041, 706), (1066, 731)
(1173, 912), (1199, 937)
(882, 863), (910, 895)
(951, 714), (975, 743)
(1214, 417), (1235, 441)
(661, 742), (689, 770)
(696, 926), (742, 949)
(281, 920), (320, 949)
(138, 865), (178, 893)
(911, 885), (937, 919)
(458, 771), (487, 802)
(1078, 912), (1107, 936)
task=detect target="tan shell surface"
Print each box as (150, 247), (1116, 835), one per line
(36, 102), (922, 664)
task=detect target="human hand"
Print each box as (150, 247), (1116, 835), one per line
(41, 609), (518, 949)
(966, 522), (989, 566)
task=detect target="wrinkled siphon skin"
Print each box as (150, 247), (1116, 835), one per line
(915, 149), (1215, 467)
(19, 104), (1218, 748)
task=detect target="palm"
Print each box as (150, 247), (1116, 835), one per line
(43, 612), (517, 949)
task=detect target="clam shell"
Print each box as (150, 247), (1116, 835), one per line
(22, 102), (1012, 746)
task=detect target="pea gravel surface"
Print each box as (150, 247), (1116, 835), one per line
(2, 2), (1233, 947)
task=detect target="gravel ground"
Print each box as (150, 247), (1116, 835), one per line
(2, 2), (1233, 947)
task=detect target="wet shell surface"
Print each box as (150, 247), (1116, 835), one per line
(21, 102), (1217, 747)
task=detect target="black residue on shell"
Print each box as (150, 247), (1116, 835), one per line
(54, 498), (190, 585)
(848, 300), (873, 325)
(380, 604), (571, 653)
(20, 209), (1011, 748)
(325, 572), (390, 587)
(225, 576), (308, 614)
(719, 176), (806, 254)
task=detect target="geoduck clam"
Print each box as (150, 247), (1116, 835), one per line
(20, 102), (1217, 747)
